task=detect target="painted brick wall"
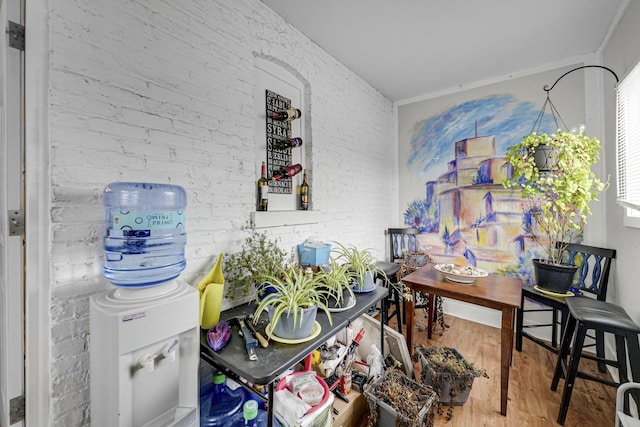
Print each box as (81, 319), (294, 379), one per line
(47, 0), (393, 424)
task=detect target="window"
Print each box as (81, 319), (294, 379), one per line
(616, 59), (640, 227)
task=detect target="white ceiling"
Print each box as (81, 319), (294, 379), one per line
(261, 0), (626, 102)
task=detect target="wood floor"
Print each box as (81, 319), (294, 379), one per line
(359, 312), (617, 427)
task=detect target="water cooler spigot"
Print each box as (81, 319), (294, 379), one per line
(138, 354), (156, 373)
(162, 339), (179, 362)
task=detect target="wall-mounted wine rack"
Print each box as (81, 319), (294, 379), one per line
(265, 89), (293, 195)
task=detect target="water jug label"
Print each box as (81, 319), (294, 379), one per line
(110, 210), (185, 234)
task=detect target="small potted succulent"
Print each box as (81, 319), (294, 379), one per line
(252, 266), (332, 340)
(316, 258), (357, 311)
(223, 227), (289, 299)
(332, 242), (383, 292)
(502, 129), (607, 293)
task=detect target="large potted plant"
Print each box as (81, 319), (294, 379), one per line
(503, 129), (607, 293)
(252, 266), (333, 340)
(223, 228), (288, 299)
(332, 242), (383, 292)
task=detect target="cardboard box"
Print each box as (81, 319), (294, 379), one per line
(298, 243), (331, 266)
(331, 389), (368, 427)
(334, 314), (415, 379)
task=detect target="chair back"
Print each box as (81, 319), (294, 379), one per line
(562, 242), (616, 300)
(387, 228), (420, 263)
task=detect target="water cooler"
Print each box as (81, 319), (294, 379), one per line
(90, 182), (199, 427)
(90, 280), (198, 426)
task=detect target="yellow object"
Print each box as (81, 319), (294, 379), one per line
(199, 253), (225, 329)
(311, 350), (322, 365)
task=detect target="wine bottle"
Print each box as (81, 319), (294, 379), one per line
(256, 161), (268, 211)
(271, 108), (301, 122)
(272, 137), (303, 150)
(270, 164), (302, 181)
(299, 169), (309, 210)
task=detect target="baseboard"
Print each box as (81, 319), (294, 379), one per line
(442, 299), (502, 329)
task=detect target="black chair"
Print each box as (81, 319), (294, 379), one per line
(551, 297), (640, 425)
(376, 228), (420, 333)
(516, 243), (616, 372)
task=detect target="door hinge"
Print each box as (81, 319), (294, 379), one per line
(9, 210), (25, 236)
(8, 21), (25, 51)
(10, 395), (25, 424)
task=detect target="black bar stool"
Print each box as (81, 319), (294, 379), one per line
(551, 297), (640, 425)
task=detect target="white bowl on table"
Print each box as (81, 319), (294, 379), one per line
(433, 264), (488, 284)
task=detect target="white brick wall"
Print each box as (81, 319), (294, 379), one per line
(47, 0), (393, 424)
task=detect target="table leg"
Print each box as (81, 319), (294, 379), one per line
(267, 382), (274, 427)
(380, 296), (386, 355)
(427, 292), (434, 340)
(500, 307), (515, 416)
(406, 289), (415, 355)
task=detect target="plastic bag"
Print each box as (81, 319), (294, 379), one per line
(367, 344), (385, 379)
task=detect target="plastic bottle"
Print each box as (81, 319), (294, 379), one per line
(103, 182), (187, 287)
(223, 399), (282, 427)
(200, 372), (247, 427)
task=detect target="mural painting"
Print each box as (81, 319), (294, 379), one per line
(403, 94), (558, 283)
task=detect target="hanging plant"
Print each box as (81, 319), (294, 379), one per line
(503, 130), (607, 265)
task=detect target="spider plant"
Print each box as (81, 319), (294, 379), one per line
(332, 242), (383, 290)
(252, 266), (332, 334)
(316, 258), (357, 307)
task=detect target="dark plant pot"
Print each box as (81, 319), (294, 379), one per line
(364, 371), (437, 427)
(417, 347), (476, 406)
(255, 283), (278, 301)
(533, 258), (578, 294)
(532, 143), (554, 172)
(326, 288), (356, 312)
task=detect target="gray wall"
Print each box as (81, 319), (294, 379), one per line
(603, 2), (640, 321)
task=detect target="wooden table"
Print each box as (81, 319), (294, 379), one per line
(402, 264), (522, 416)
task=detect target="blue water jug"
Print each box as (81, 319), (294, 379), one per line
(103, 182), (187, 287)
(223, 399), (282, 427)
(200, 372), (246, 427)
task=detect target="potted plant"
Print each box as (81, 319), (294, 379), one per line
(364, 368), (437, 427)
(223, 228), (289, 299)
(316, 258), (357, 311)
(332, 242), (383, 292)
(252, 266), (333, 340)
(502, 129), (607, 293)
(416, 346), (487, 420)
